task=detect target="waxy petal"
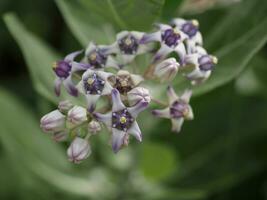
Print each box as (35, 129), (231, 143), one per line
(152, 108), (170, 119)
(171, 118), (184, 133)
(64, 50), (83, 62)
(128, 121), (142, 142)
(167, 86), (178, 104)
(111, 128), (126, 153)
(111, 89), (126, 112)
(128, 101), (149, 118)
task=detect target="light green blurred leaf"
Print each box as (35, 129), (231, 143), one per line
(80, 0), (165, 30)
(56, 0), (114, 46)
(139, 142), (177, 181)
(3, 13), (84, 105)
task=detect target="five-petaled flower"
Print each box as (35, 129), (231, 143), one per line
(94, 89), (148, 153)
(152, 86), (193, 133)
(53, 50), (89, 96)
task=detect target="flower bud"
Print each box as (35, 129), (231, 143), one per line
(88, 120), (101, 135)
(40, 110), (65, 133)
(58, 100), (73, 113)
(52, 131), (68, 142)
(127, 87), (151, 106)
(154, 58), (179, 82)
(67, 106), (87, 128)
(67, 137), (91, 163)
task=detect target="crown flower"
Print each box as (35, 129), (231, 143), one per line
(40, 17), (217, 163)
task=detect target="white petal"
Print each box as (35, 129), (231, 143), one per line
(180, 90), (192, 103)
(131, 31), (144, 40)
(128, 121), (142, 142)
(153, 44), (172, 63)
(194, 32), (203, 46)
(136, 44), (152, 55)
(100, 42), (119, 54)
(116, 31), (130, 40)
(171, 18), (186, 27)
(85, 42), (97, 56)
(71, 61), (90, 72)
(102, 82), (113, 95)
(167, 86), (178, 104)
(140, 31), (161, 44)
(128, 101), (149, 118)
(111, 89), (126, 112)
(105, 56), (120, 69)
(111, 128), (126, 153)
(184, 53), (198, 66)
(155, 23), (172, 31)
(64, 50), (83, 62)
(97, 71), (113, 80)
(54, 78), (62, 96)
(86, 94), (100, 112)
(152, 108), (170, 119)
(63, 77), (78, 96)
(82, 69), (95, 79)
(171, 118), (184, 133)
(185, 105), (194, 120)
(175, 42), (186, 61)
(76, 80), (85, 94)
(94, 112), (112, 127)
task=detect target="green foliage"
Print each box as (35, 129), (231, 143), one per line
(1, 0), (267, 199)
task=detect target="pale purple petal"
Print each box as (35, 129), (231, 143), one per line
(153, 44), (172, 63)
(93, 112), (112, 127)
(111, 89), (126, 112)
(63, 77), (78, 97)
(139, 32), (161, 44)
(128, 101), (148, 118)
(180, 90), (192, 103)
(128, 121), (142, 142)
(111, 128), (126, 153)
(64, 50), (83, 62)
(167, 86), (178, 104)
(86, 94), (100, 112)
(54, 78), (62, 96)
(152, 108), (170, 119)
(171, 118), (184, 133)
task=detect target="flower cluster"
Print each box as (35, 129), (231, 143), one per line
(40, 18), (217, 163)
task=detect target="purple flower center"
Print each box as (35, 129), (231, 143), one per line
(181, 22), (198, 38)
(112, 109), (134, 131)
(83, 73), (105, 95)
(118, 35), (139, 54)
(53, 60), (71, 78)
(198, 55), (215, 71)
(170, 100), (189, 118)
(87, 50), (107, 69)
(161, 29), (181, 47)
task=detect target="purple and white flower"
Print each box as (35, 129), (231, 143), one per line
(85, 42), (119, 70)
(40, 110), (65, 133)
(184, 46), (218, 84)
(67, 106), (87, 128)
(127, 87), (151, 106)
(152, 86), (193, 133)
(52, 131), (68, 142)
(154, 58), (180, 82)
(103, 31), (151, 65)
(94, 89), (148, 153)
(77, 69), (113, 111)
(58, 100), (73, 113)
(140, 24), (187, 63)
(67, 137), (91, 163)
(53, 50), (89, 96)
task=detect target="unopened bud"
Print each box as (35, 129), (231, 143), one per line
(67, 137), (91, 163)
(58, 100), (73, 112)
(40, 110), (65, 133)
(154, 58), (179, 82)
(67, 106), (87, 128)
(127, 87), (151, 106)
(88, 120), (101, 135)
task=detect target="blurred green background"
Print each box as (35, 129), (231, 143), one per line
(0, 0), (267, 199)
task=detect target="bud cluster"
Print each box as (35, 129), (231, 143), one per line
(40, 18), (217, 163)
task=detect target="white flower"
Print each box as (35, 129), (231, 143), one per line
(88, 120), (101, 135)
(67, 137), (91, 163)
(40, 110), (65, 133)
(154, 58), (179, 82)
(58, 100), (73, 112)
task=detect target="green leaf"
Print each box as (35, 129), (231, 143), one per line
(3, 13), (84, 105)
(55, 0), (114, 46)
(139, 142), (177, 181)
(56, 0), (165, 46)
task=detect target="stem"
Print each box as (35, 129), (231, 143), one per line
(143, 64), (155, 80)
(151, 98), (167, 107)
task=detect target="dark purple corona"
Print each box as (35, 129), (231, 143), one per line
(112, 109), (134, 131)
(118, 35), (139, 54)
(170, 100), (189, 118)
(87, 50), (107, 69)
(161, 29), (181, 47)
(198, 55), (215, 71)
(53, 61), (72, 78)
(181, 22), (198, 38)
(83, 73), (105, 95)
